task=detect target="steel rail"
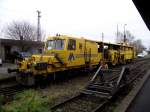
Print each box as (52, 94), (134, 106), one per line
(51, 58), (150, 112)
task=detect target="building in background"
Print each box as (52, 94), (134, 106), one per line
(0, 39), (44, 62)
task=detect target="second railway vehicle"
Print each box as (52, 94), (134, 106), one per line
(8, 35), (135, 85)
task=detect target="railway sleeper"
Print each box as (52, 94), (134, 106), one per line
(88, 83), (114, 89)
(91, 81), (116, 86)
(81, 89), (111, 99)
(51, 61), (150, 112)
(87, 85), (114, 93)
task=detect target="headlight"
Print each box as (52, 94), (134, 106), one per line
(34, 62), (48, 70)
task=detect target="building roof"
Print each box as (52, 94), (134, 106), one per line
(0, 38), (44, 47)
(132, 0), (150, 30)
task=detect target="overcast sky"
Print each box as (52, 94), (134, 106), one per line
(0, 0), (149, 48)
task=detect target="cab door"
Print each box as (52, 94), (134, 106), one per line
(67, 38), (85, 67)
(67, 39), (77, 67)
(84, 40), (99, 65)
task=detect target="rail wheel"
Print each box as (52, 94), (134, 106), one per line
(16, 74), (35, 86)
(112, 54), (118, 66)
(123, 59), (126, 64)
(120, 55), (126, 64)
(121, 58), (126, 64)
(112, 59), (117, 66)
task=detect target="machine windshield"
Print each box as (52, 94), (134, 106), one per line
(47, 39), (65, 50)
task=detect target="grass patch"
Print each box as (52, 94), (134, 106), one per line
(0, 73), (90, 112)
(41, 79), (88, 107)
(1, 90), (50, 112)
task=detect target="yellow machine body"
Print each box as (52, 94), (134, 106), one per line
(18, 35), (102, 77)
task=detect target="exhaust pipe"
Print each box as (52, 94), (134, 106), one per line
(8, 68), (18, 73)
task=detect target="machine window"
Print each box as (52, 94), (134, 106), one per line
(47, 39), (65, 50)
(98, 44), (103, 52)
(68, 39), (76, 50)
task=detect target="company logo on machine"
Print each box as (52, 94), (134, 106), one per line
(68, 53), (75, 61)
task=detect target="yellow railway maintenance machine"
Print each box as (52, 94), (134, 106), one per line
(9, 35), (103, 85)
(8, 35), (135, 85)
(98, 42), (136, 66)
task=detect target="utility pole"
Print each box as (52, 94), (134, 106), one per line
(0, 38), (1, 58)
(102, 32), (104, 61)
(117, 24), (118, 41)
(124, 24), (127, 43)
(37, 10), (41, 41)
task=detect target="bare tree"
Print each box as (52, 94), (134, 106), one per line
(132, 39), (145, 53)
(5, 21), (37, 41)
(116, 31), (124, 43)
(115, 30), (135, 44)
(125, 30), (135, 44)
(115, 30), (145, 54)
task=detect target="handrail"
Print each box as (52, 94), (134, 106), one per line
(116, 67), (126, 87)
(54, 53), (64, 65)
(90, 65), (102, 82)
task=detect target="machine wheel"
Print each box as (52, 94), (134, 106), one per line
(120, 55), (126, 64)
(16, 74), (35, 86)
(112, 59), (117, 66)
(112, 54), (118, 66)
(122, 58), (126, 64)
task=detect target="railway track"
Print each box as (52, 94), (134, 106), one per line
(0, 76), (16, 88)
(51, 58), (150, 112)
(55, 69), (121, 112)
(0, 84), (25, 97)
(0, 76), (27, 102)
(0, 57), (149, 105)
(51, 69), (122, 112)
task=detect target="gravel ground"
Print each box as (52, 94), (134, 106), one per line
(38, 73), (92, 107)
(38, 58), (150, 110)
(2, 57), (150, 111)
(37, 68), (120, 108)
(103, 58), (150, 112)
